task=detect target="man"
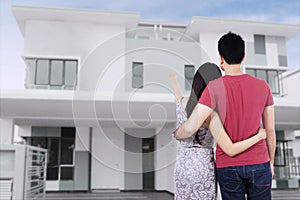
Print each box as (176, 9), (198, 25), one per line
(174, 32), (276, 200)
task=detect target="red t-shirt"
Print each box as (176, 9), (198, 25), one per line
(198, 74), (274, 168)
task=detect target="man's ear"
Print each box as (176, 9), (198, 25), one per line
(219, 55), (224, 65)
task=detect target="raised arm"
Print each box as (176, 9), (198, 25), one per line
(262, 105), (276, 177)
(209, 112), (266, 157)
(169, 70), (185, 104)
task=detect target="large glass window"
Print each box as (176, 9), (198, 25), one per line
(268, 70), (280, 94)
(26, 58), (78, 90)
(28, 127), (75, 181)
(246, 69), (281, 95)
(132, 62), (143, 89)
(278, 55), (288, 67)
(50, 60), (64, 86)
(184, 65), (195, 90)
(47, 138), (60, 180)
(36, 60), (50, 85)
(274, 140), (291, 179)
(256, 69), (267, 81)
(60, 128), (75, 165)
(254, 34), (266, 54)
(65, 61), (78, 87)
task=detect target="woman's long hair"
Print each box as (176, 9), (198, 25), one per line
(185, 62), (222, 144)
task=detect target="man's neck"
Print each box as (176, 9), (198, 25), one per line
(224, 64), (243, 76)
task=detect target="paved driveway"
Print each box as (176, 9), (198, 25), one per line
(45, 190), (300, 200)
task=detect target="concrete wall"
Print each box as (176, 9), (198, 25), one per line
(16, 125), (31, 138)
(23, 19), (289, 96)
(283, 71), (300, 98)
(91, 125), (125, 190)
(24, 20), (111, 62)
(24, 20), (127, 93)
(292, 131), (300, 157)
(74, 127), (90, 191)
(124, 133), (143, 190)
(125, 38), (205, 94)
(154, 125), (177, 193)
(198, 31), (223, 65)
(0, 119), (14, 145)
(79, 26), (126, 92)
(90, 124), (177, 192)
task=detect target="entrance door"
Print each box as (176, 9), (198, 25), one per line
(124, 133), (142, 190)
(28, 127), (75, 191)
(142, 138), (155, 190)
(124, 129), (155, 190)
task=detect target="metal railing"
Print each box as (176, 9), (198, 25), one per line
(0, 179), (13, 200)
(290, 157), (300, 178)
(24, 145), (47, 200)
(275, 156), (300, 179)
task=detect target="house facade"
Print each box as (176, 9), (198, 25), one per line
(0, 5), (300, 192)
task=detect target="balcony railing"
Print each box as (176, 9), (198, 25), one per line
(275, 156), (300, 179)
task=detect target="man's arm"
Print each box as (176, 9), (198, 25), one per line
(174, 103), (213, 140)
(262, 105), (276, 177)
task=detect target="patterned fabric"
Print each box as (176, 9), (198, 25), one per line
(174, 100), (217, 200)
(175, 99), (214, 148)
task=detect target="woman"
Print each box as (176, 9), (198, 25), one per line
(169, 62), (266, 200)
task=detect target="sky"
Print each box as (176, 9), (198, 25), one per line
(0, 0), (300, 89)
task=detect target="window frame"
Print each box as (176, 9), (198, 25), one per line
(35, 59), (50, 85)
(254, 34), (266, 55)
(132, 62), (144, 89)
(275, 140), (288, 167)
(184, 64), (195, 90)
(245, 69), (281, 95)
(28, 58), (78, 89)
(28, 127), (75, 181)
(49, 59), (65, 86)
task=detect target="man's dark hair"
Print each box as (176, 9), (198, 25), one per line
(218, 32), (245, 64)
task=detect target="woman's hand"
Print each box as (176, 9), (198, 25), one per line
(169, 69), (177, 79)
(258, 128), (267, 140)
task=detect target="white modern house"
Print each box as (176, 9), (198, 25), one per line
(1, 5), (300, 194)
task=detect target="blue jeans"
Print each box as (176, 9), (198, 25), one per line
(217, 161), (272, 200)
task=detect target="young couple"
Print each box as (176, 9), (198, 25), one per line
(169, 32), (276, 200)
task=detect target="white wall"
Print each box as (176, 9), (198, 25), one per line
(266, 36), (279, 66)
(16, 125), (31, 138)
(198, 31), (223, 64)
(24, 20), (127, 93)
(90, 123), (177, 192)
(125, 38), (205, 94)
(292, 131), (300, 157)
(0, 119), (14, 144)
(283, 71), (300, 98)
(155, 125), (177, 193)
(83, 26), (126, 93)
(292, 139), (300, 157)
(25, 20), (110, 62)
(91, 125), (125, 190)
(75, 127), (90, 151)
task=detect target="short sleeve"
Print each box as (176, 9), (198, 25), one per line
(198, 82), (217, 109)
(265, 84), (274, 107)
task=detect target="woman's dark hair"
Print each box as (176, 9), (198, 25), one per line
(185, 62), (222, 144)
(218, 32), (245, 64)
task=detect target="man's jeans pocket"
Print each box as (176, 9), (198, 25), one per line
(251, 166), (272, 194)
(219, 169), (243, 192)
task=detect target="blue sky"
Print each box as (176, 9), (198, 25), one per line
(1, 0), (299, 89)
